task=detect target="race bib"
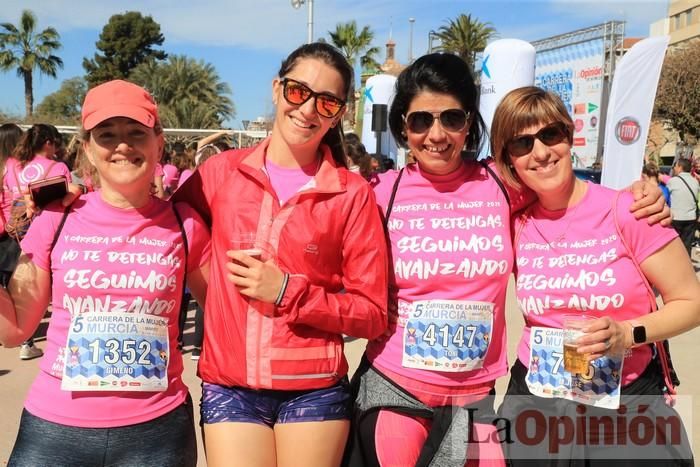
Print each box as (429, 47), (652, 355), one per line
(402, 299), (494, 372)
(61, 312), (170, 392)
(526, 326), (623, 409)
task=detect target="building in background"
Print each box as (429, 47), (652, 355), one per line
(647, 0), (700, 164)
(668, 0), (700, 46)
(531, 22), (625, 169)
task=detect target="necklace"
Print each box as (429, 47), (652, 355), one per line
(525, 181), (588, 245)
(527, 202), (583, 245)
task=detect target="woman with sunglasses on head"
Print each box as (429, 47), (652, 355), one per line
(172, 42), (388, 467)
(346, 54), (670, 467)
(0, 80), (211, 466)
(492, 86), (697, 466)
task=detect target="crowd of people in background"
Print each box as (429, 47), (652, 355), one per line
(641, 158), (700, 255)
(0, 41), (698, 467)
(0, 122), (233, 369)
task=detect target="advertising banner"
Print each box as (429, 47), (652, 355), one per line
(478, 39), (536, 159)
(360, 74), (398, 162)
(535, 39), (605, 168)
(600, 36), (669, 189)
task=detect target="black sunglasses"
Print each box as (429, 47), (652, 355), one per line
(506, 122), (570, 157)
(403, 109), (470, 134)
(280, 78), (346, 119)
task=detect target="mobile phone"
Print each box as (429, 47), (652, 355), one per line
(29, 176), (68, 209)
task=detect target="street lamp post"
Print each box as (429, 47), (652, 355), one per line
(291, 0), (314, 44)
(408, 18), (415, 62)
(428, 30), (439, 53)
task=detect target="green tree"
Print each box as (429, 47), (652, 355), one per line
(129, 55), (234, 128)
(654, 42), (700, 146)
(0, 9), (63, 118)
(328, 21), (380, 128)
(83, 11), (166, 87)
(35, 76), (86, 124)
(329, 21), (381, 72)
(433, 14), (497, 70)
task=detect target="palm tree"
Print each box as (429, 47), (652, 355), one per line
(129, 55), (234, 128)
(328, 21), (380, 127)
(0, 10), (63, 118)
(433, 14), (497, 70)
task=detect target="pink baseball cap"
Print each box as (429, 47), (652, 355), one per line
(82, 80), (159, 130)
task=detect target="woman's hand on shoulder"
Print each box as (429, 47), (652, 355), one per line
(628, 180), (672, 226)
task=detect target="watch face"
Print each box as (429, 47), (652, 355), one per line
(633, 326), (646, 344)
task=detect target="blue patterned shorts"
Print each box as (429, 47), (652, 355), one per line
(200, 378), (351, 427)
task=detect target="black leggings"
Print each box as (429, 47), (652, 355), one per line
(9, 395), (197, 467)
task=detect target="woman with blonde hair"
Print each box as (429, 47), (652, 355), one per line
(2, 80), (210, 466)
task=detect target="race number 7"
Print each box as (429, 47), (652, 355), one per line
(551, 351), (564, 374)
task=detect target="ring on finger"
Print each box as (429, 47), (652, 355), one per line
(604, 339), (612, 350)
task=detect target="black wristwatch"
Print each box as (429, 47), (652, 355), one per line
(630, 321), (646, 345)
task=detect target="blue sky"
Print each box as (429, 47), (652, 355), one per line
(0, 0), (669, 128)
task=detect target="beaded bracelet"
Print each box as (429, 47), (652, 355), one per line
(274, 273), (289, 306)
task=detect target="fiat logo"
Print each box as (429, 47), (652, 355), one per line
(615, 117), (641, 145)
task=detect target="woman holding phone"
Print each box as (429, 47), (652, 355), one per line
(6, 124), (70, 200)
(0, 80), (211, 466)
(5, 124), (71, 360)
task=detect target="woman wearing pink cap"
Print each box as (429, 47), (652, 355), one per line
(0, 80), (210, 466)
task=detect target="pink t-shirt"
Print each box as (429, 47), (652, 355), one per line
(162, 163), (179, 192)
(3, 157), (69, 229)
(366, 160), (515, 387)
(178, 169), (194, 189)
(20, 192), (211, 428)
(264, 158), (318, 205)
(5, 155), (70, 198)
(1, 158), (17, 225)
(514, 182), (677, 386)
